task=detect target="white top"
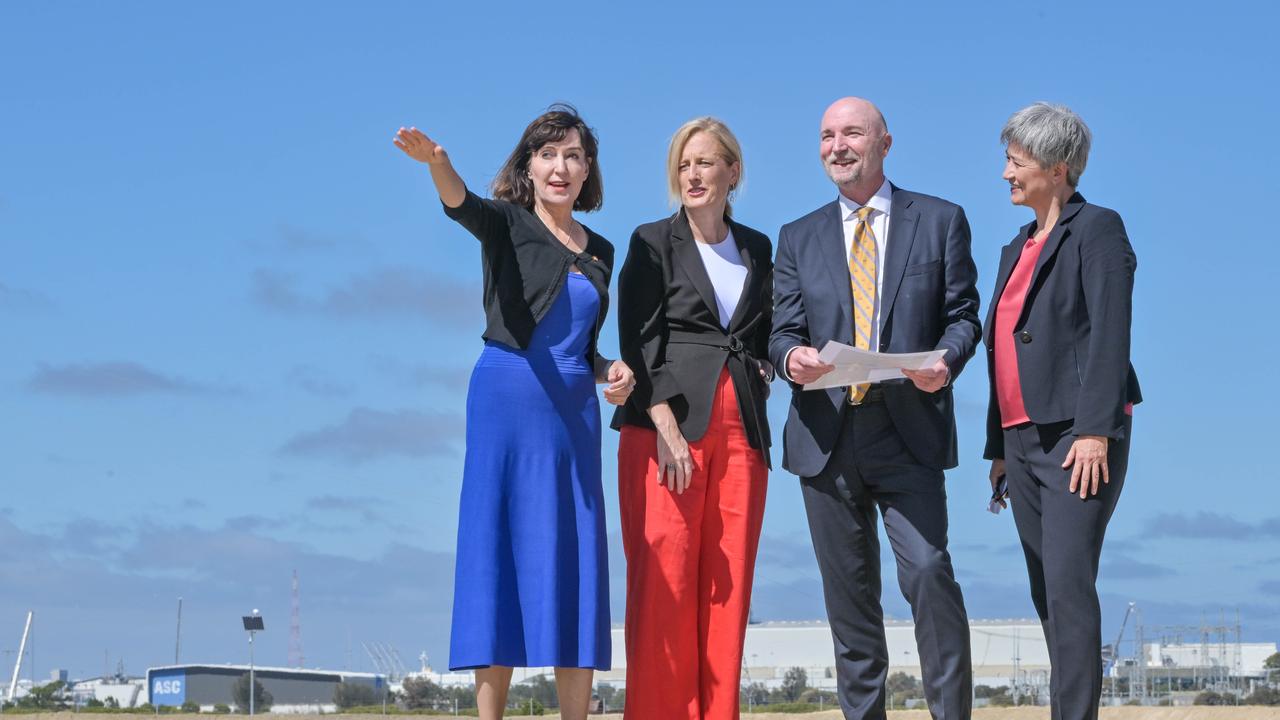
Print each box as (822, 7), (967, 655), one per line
(694, 227), (748, 329)
(780, 178), (894, 382)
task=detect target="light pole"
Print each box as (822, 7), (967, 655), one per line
(242, 611), (264, 716)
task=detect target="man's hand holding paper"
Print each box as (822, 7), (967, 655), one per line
(801, 341), (947, 391)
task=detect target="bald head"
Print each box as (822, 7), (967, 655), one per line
(823, 97), (888, 136)
(819, 97), (892, 203)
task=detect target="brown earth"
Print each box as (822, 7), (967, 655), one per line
(9, 711), (1280, 720)
(374, 710), (1278, 720)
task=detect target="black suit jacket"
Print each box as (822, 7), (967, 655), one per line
(612, 210), (774, 466)
(983, 193), (1142, 459)
(769, 185), (981, 476)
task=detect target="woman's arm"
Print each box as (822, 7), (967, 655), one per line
(617, 228), (693, 493)
(394, 126), (508, 244)
(394, 127), (465, 207)
(617, 230), (681, 410)
(1064, 208), (1137, 499)
(1074, 209), (1136, 439)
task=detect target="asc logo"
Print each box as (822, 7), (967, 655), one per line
(153, 679), (183, 694)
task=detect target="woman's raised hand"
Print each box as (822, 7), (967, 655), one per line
(394, 127), (448, 165)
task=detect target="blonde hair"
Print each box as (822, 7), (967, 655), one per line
(666, 117), (744, 216)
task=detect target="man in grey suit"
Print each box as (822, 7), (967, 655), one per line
(770, 97), (980, 720)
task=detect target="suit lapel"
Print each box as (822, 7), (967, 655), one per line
(984, 232), (1028, 345)
(670, 209), (723, 326)
(817, 201), (855, 341)
(1025, 193), (1087, 306)
(878, 186), (918, 337)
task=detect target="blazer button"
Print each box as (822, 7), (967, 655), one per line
(1020, 331), (1033, 344)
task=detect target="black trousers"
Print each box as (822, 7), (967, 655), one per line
(800, 402), (972, 720)
(1004, 417), (1132, 720)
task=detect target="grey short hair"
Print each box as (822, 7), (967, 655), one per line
(1000, 102), (1092, 187)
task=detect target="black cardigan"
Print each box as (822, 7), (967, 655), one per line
(443, 189), (614, 369)
(611, 210), (773, 466)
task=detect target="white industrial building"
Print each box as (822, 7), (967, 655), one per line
(413, 618), (1052, 691)
(1144, 641), (1277, 677)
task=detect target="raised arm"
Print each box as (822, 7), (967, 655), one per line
(395, 126), (508, 244)
(394, 127), (465, 208)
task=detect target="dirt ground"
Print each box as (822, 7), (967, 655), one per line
(9, 711), (1280, 720)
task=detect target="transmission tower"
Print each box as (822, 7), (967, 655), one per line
(289, 570), (305, 667)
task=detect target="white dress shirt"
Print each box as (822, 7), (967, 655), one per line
(781, 178), (894, 381)
(694, 227), (748, 329)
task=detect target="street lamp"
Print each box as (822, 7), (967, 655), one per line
(241, 611), (264, 716)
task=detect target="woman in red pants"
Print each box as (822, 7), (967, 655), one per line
(612, 117), (773, 720)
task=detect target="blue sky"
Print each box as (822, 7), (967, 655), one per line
(3, 0), (1278, 680)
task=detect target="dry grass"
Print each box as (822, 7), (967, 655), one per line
(8, 710), (1280, 720)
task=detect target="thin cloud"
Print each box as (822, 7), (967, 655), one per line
(28, 362), (209, 397)
(1143, 512), (1280, 540)
(369, 355), (472, 390)
(277, 225), (367, 253)
(0, 513), (456, 678)
(243, 225), (373, 255)
(1101, 553), (1174, 579)
(288, 364), (354, 397)
(280, 407), (462, 463)
(305, 495), (389, 524)
(251, 269), (305, 311)
(251, 267), (479, 326)
(0, 281), (54, 310)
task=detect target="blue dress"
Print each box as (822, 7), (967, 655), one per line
(449, 272), (611, 670)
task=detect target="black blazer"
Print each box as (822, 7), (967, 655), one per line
(443, 189), (614, 369)
(769, 185), (981, 476)
(983, 193), (1142, 459)
(611, 210), (774, 466)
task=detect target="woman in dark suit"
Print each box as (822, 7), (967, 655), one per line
(393, 105), (634, 720)
(612, 117), (773, 720)
(984, 102), (1142, 720)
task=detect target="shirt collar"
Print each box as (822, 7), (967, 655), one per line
(838, 178), (893, 221)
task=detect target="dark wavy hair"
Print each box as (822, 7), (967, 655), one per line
(491, 103), (603, 212)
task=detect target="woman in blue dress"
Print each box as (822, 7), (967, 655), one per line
(394, 106), (634, 720)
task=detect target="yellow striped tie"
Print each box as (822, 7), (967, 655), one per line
(849, 205), (877, 404)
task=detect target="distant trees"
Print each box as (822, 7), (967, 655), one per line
(400, 676), (446, 709)
(507, 674), (557, 712)
(1194, 690), (1233, 706)
(740, 681), (768, 708)
(594, 684), (623, 713)
(885, 671), (922, 709)
(1245, 686), (1280, 706)
(334, 681), (380, 709)
(12, 680), (68, 710)
(780, 667), (808, 702)
(975, 684), (1013, 706)
(232, 673), (273, 713)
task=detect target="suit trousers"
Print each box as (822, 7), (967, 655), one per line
(1004, 417), (1131, 720)
(800, 401), (972, 720)
(618, 368), (768, 720)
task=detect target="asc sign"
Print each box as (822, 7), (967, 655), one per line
(150, 673), (186, 705)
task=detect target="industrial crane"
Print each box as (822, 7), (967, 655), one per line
(1103, 602), (1138, 673)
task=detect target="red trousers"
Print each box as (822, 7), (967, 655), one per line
(618, 369), (768, 720)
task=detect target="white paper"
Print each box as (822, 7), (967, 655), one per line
(801, 341), (946, 391)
